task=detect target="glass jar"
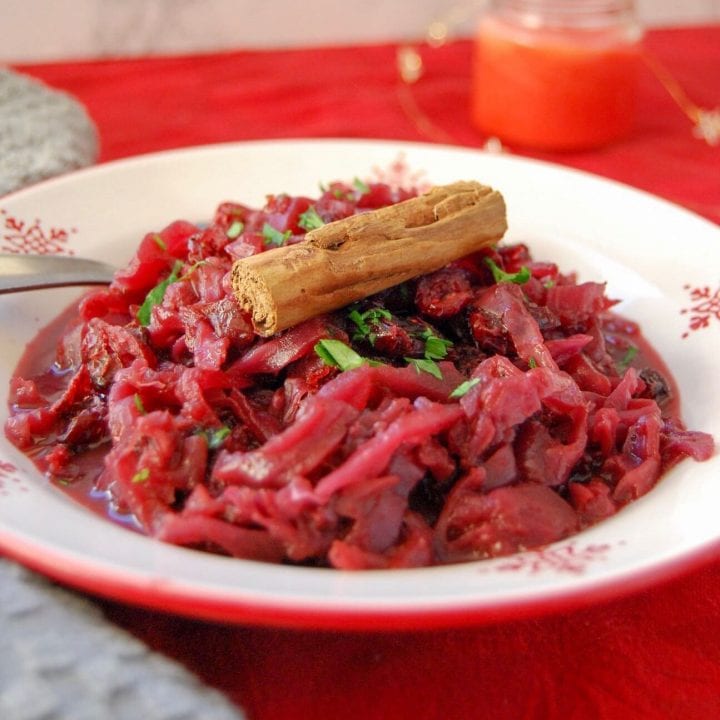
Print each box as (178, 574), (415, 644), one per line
(471, 0), (644, 151)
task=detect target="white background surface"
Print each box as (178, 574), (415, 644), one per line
(1, 0), (719, 63)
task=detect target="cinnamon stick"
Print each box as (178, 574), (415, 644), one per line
(231, 180), (507, 336)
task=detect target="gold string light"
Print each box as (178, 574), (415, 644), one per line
(396, 1), (496, 147)
(642, 53), (720, 146)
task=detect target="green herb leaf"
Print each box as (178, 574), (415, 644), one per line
(421, 330), (453, 361)
(617, 345), (639, 371)
(403, 329), (453, 379)
(209, 427), (231, 449)
(133, 393), (146, 415)
(152, 233), (167, 251)
(205, 426), (231, 450)
(449, 377), (481, 399)
(315, 339), (368, 371)
(348, 307), (392, 344)
(528, 357), (538, 369)
(178, 259), (208, 281)
(353, 177), (370, 194)
(137, 260), (184, 327)
(226, 220), (244, 239)
(347, 309), (369, 341)
(485, 257), (531, 285)
(406, 357), (443, 380)
(132, 467), (150, 484)
(262, 223), (291, 247)
(405, 328), (452, 380)
(298, 206), (325, 231)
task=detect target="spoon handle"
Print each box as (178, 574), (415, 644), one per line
(0, 254), (116, 293)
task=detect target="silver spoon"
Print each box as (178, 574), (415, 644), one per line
(0, 253), (116, 293)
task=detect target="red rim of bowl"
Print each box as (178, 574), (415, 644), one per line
(2, 526), (718, 631)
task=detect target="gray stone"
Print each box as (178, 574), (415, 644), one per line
(0, 69), (99, 195)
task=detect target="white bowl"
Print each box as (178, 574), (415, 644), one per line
(0, 139), (717, 629)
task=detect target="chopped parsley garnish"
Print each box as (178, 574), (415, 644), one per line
(421, 329), (453, 361)
(262, 222), (291, 247)
(618, 345), (639, 371)
(405, 330), (453, 379)
(179, 259), (207, 280)
(298, 206), (325, 231)
(226, 220), (244, 239)
(528, 357), (538, 369)
(406, 357), (443, 380)
(208, 426), (231, 449)
(449, 377), (481, 399)
(152, 234), (167, 251)
(353, 177), (370, 194)
(200, 426), (231, 450)
(137, 259), (184, 327)
(485, 257), (531, 285)
(315, 339), (368, 371)
(348, 307), (392, 344)
(131, 468), (150, 484)
(133, 393), (146, 415)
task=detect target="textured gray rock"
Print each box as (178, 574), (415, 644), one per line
(0, 69), (99, 196)
(0, 559), (246, 720)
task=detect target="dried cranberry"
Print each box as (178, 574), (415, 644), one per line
(467, 305), (510, 355)
(415, 267), (475, 318)
(498, 243), (531, 273)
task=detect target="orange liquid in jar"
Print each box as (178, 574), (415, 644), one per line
(471, 15), (643, 151)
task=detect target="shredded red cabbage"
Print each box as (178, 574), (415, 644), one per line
(5, 180), (714, 569)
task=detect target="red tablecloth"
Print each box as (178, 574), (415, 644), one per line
(13, 25), (720, 720)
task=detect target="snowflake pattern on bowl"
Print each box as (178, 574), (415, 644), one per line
(478, 542), (616, 576)
(1, 208), (76, 255)
(369, 153), (429, 192)
(680, 282), (720, 338)
(0, 460), (23, 496)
